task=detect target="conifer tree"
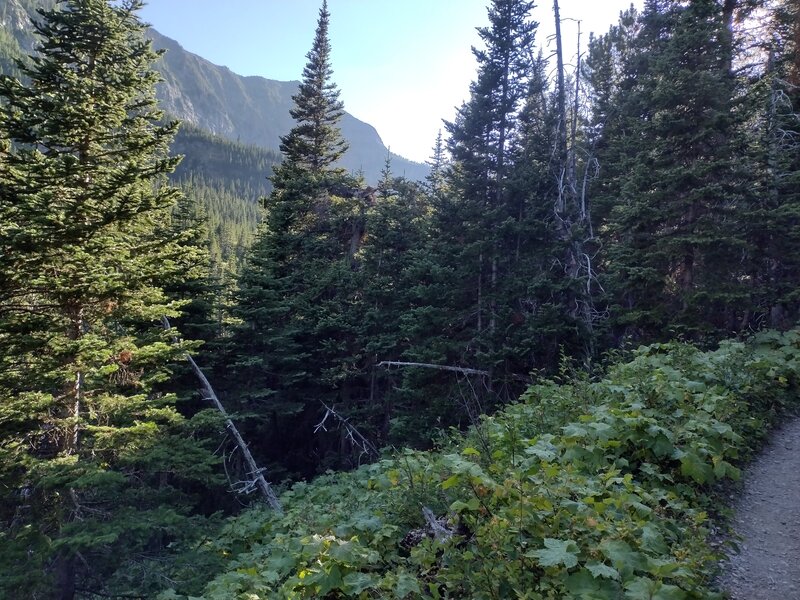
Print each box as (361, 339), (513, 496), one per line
(593, 0), (748, 341)
(740, 0), (800, 329)
(233, 1), (367, 476)
(0, 1), (219, 596)
(504, 49), (587, 369)
(425, 129), (448, 196)
(434, 0), (587, 392)
(279, 0), (348, 173)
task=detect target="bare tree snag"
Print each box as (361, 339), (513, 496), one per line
(161, 317), (282, 512)
(315, 402), (379, 462)
(554, 0), (568, 213)
(551, 0), (600, 352)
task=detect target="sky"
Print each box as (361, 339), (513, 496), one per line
(138, 1), (642, 164)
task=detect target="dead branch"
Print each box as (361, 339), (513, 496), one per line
(377, 361), (489, 377)
(161, 317), (282, 513)
(315, 402), (379, 462)
(422, 506), (455, 541)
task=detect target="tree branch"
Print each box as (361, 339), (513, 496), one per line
(376, 361), (489, 377)
(315, 402), (379, 462)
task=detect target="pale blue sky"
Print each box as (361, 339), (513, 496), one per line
(139, 1), (641, 163)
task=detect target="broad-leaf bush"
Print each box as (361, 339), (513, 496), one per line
(161, 330), (800, 599)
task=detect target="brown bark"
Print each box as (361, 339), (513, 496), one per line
(53, 553), (76, 600)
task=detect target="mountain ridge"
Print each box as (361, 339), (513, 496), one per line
(0, 0), (429, 183)
(147, 29), (429, 183)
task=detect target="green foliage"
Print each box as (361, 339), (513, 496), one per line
(735, 0), (800, 330)
(2, 1), (798, 597)
(0, 1), (221, 596)
(170, 123), (280, 274)
(428, 0), (592, 394)
(587, 0), (794, 343)
(161, 330), (800, 598)
(280, 0), (348, 173)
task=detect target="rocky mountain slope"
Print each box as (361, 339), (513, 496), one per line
(1, 0), (429, 183)
(149, 30), (428, 183)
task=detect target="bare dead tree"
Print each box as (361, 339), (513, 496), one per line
(161, 317), (282, 512)
(314, 401), (379, 464)
(552, 1), (602, 357)
(422, 506), (456, 541)
(377, 361), (490, 377)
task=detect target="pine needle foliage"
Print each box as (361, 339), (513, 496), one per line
(279, 0), (348, 174)
(0, 1), (220, 596)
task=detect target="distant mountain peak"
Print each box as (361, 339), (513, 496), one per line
(0, 3), (428, 183)
(146, 28), (428, 183)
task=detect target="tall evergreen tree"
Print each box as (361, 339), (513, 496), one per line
(232, 1), (367, 477)
(434, 0), (588, 389)
(279, 0), (348, 173)
(0, 1), (219, 597)
(593, 0), (748, 342)
(425, 129), (448, 196)
(504, 49), (588, 370)
(740, 0), (800, 329)
(440, 0), (538, 391)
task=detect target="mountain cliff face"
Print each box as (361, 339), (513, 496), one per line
(1, 1), (428, 183)
(0, 0), (57, 53)
(149, 29), (428, 183)
(0, 0), (57, 76)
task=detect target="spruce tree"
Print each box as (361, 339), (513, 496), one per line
(593, 0), (748, 341)
(437, 0), (581, 391)
(505, 50), (586, 370)
(233, 2), (367, 476)
(279, 0), (348, 173)
(0, 1), (219, 597)
(425, 129), (448, 196)
(740, 0), (800, 329)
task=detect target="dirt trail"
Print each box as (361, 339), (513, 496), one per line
(717, 416), (800, 599)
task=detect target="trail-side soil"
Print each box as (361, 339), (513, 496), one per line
(717, 416), (800, 599)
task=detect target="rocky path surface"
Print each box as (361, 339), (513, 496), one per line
(717, 416), (800, 599)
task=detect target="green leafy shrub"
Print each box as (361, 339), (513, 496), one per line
(161, 330), (800, 599)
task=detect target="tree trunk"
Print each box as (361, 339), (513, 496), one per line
(477, 252), (483, 334)
(569, 20), (582, 202)
(65, 305), (84, 455)
(553, 0), (568, 174)
(721, 0), (736, 75)
(53, 553), (76, 600)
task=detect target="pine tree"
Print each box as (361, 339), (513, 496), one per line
(593, 0), (748, 342)
(740, 0), (800, 329)
(279, 0), (348, 174)
(232, 2), (369, 476)
(425, 129), (448, 196)
(0, 1), (219, 596)
(441, 0), (538, 392)
(432, 0), (588, 391)
(504, 49), (587, 370)
(358, 176), (441, 446)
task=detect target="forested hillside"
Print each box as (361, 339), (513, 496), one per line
(0, 0), (57, 76)
(170, 124), (280, 272)
(2, 0), (428, 183)
(0, 0), (798, 598)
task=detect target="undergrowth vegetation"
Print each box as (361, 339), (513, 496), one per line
(161, 330), (800, 599)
